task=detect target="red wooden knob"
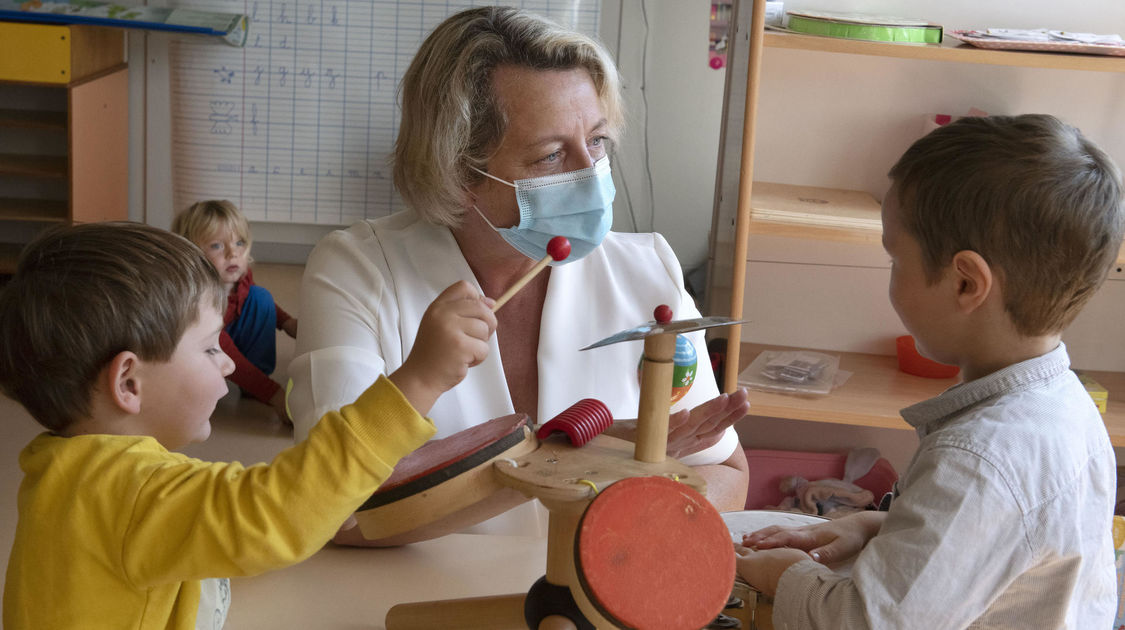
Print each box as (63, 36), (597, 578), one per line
(546, 236), (571, 261)
(654, 304), (673, 324)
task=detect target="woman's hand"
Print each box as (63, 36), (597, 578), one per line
(665, 388), (749, 458)
(741, 511), (885, 566)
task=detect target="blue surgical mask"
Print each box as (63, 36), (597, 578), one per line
(472, 156), (615, 265)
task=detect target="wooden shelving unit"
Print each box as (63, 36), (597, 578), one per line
(743, 180), (1125, 264)
(721, 5), (1125, 433)
(764, 31), (1125, 73)
(0, 22), (128, 274)
(738, 343), (1125, 446)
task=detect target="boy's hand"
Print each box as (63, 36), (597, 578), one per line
(282, 317), (298, 338)
(390, 281), (496, 415)
(735, 545), (810, 597)
(742, 510), (885, 566)
(269, 389), (293, 426)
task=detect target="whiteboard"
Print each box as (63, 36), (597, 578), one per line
(168, 0), (601, 225)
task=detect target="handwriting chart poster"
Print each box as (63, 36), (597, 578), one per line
(170, 0), (601, 224)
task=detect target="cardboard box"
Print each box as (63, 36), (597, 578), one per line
(1076, 371), (1108, 414)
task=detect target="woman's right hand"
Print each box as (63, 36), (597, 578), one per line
(741, 510), (886, 566)
(389, 281), (497, 415)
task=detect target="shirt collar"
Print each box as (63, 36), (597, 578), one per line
(900, 343), (1071, 433)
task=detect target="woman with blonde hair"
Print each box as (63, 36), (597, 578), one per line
(289, 6), (750, 543)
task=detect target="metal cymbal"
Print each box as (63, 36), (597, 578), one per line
(580, 316), (748, 351)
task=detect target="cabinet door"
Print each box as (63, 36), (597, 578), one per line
(69, 67), (128, 223)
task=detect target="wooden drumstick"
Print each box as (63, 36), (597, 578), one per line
(491, 236), (570, 311)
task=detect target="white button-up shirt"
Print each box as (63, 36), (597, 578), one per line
(773, 343), (1117, 629)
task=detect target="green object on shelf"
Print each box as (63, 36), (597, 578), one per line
(787, 12), (942, 45)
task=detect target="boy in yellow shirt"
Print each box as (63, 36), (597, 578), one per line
(737, 114), (1123, 628)
(0, 222), (497, 629)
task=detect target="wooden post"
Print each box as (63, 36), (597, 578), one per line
(635, 332), (676, 462)
(724, 0), (768, 394)
(544, 504), (582, 585)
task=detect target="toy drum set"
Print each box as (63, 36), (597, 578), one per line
(356, 238), (754, 629)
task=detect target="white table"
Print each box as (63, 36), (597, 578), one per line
(225, 534), (548, 629)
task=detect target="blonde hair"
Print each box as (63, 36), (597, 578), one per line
(172, 199), (252, 247)
(0, 223), (223, 431)
(393, 6), (624, 227)
(889, 114), (1125, 336)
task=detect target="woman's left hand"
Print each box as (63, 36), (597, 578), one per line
(665, 388), (750, 458)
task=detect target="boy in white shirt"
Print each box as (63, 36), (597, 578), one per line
(737, 114), (1124, 629)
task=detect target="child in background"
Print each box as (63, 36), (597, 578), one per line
(172, 200), (297, 423)
(0, 222), (496, 629)
(737, 115), (1124, 629)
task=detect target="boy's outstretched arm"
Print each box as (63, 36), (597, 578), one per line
(388, 281), (497, 416)
(737, 511), (887, 597)
(736, 546), (810, 597)
(743, 510), (886, 565)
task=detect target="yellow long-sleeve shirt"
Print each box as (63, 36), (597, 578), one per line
(3, 376), (435, 629)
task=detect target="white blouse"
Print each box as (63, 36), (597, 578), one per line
(288, 210), (739, 535)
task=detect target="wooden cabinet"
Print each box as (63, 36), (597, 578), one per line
(0, 22), (128, 274)
(716, 6), (1125, 442)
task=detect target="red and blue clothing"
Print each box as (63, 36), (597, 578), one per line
(220, 270), (292, 403)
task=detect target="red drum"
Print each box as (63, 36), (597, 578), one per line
(354, 413), (538, 545)
(574, 476), (735, 629)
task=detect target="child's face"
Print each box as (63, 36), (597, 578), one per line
(135, 302), (234, 450)
(882, 186), (955, 364)
(198, 226), (250, 288)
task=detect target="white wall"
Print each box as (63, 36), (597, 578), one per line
(605, 0), (728, 273)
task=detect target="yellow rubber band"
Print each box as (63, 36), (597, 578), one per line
(576, 479), (599, 495)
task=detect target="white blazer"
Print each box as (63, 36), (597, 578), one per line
(288, 210), (739, 535)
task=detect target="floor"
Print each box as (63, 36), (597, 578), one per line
(0, 263), (307, 597)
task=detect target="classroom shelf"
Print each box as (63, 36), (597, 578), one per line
(717, 5), (1125, 461)
(0, 198), (68, 222)
(0, 22), (127, 259)
(0, 109), (67, 130)
(746, 181), (883, 246)
(763, 31), (1125, 73)
(742, 182), (1125, 264)
(0, 153), (67, 179)
(738, 343), (1125, 446)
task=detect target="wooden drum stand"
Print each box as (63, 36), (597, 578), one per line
(378, 306), (747, 630)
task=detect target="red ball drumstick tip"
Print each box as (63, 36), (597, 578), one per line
(546, 236), (571, 261)
(654, 304), (673, 324)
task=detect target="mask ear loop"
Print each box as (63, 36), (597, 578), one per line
(470, 165), (518, 188)
(467, 166), (518, 230)
(473, 204), (501, 230)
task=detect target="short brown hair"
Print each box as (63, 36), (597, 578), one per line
(0, 222), (224, 431)
(393, 6), (624, 227)
(172, 199), (252, 247)
(889, 114), (1124, 336)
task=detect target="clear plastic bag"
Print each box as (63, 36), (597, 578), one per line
(739, 350), (840, 396)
